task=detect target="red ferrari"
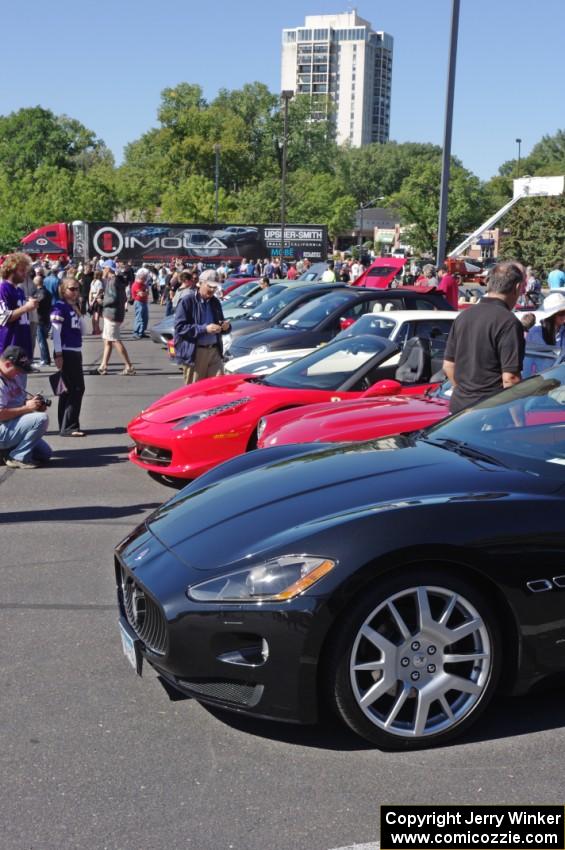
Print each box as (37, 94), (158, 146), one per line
(351, 256), (407, 289)
(257, 384), (451, 449)
(128, 334), (440, 482)
(256, 346), (559, 450)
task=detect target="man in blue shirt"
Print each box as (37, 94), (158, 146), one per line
(547, 262), (565, 290)
(173, 269), (231, 384)
(0, 345), (51, 469)
(43, 264), (61, 299)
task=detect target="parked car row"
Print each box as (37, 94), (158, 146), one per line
(118, 345), (565, 750)
(225, 310), (456, 376)
(117, 277), (565, 751)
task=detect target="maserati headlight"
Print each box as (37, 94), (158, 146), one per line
(256, 417), (267, 440)
(187, 555), (335, 602)
(250, 345), (269, 356)
(172, 397), (252, 431)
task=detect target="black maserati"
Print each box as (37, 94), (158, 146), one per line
(115, 363), (565, 749)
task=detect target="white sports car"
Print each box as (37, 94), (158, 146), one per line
(225, 310), (457, 375)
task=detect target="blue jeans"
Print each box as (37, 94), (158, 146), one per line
(0, 412), (52, 463)
(134, 301), (148, 335)
(36, 324), (51, 364)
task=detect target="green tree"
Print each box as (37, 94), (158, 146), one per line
(391, 160), (486, 256)
(70, 167), (118, 220)
(264, 95), (337, 178)
(498, 196), (565, 276)
(233, 176), (283, 222)
(527, 129), (565, 173)
(116, 129), (168, 218)
(0, 106), (110, 179)
(482, 174), (513, 215)
(211, 82), (278, 180)
(286, 170), (355, 240)
(337, 141), (444, 206)
(160, 174), (238, 222)
(497, 130), (565, 181)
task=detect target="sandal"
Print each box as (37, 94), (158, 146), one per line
(122, 367), (136, 376)
(96, 367), (108, 375)
(70, 430), (86, 437)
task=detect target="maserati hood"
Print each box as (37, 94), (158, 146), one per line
(143, 438), (532, 570)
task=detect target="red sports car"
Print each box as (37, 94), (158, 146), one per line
(128, 334), (439, 483)
(351, 256), (407, 288)
(257, 383), (451, 449)
(256, 345), (559, 450)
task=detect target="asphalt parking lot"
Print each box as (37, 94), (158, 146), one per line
(3, 305), (565, 850)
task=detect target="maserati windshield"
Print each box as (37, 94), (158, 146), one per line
(423, 365), (565, 473)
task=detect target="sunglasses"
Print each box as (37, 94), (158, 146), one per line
(66, 287), (80, 291)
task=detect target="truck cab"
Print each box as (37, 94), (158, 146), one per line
(20, 222), (70, 260)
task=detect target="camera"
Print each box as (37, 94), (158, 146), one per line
(35, 394), (52, 408)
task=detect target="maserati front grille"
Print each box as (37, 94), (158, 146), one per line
(118, 563), (167, 656)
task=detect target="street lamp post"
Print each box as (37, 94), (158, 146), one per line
(357, 197), (383, 254)
(280, 90), (293, 265)
(358, 206), (365, 253)
(436, 0), (461, 266)
(515, 138), (522, 177)
(214, 143), (221, 224)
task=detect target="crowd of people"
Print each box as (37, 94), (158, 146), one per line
(0, 252), (142, 468)
(1, 246), (565, 472)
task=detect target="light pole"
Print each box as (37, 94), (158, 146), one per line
(214, 143), (221, 224)
(357, 197), (383, 253)
(436, 0), (461, 266)
(515, 138), (522, 177)
(280, 90), (293, 265)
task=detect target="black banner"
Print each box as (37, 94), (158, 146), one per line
(381, 806), (565, 850)
(85, 222), (327, 263)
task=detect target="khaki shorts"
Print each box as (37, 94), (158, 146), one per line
(102, 320), (122, 342)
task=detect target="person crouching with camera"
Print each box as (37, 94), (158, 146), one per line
(0, 346), (52, 469)
(51, 277), (86, 437)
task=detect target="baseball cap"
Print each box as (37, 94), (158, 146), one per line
(2, 345), (32, 372)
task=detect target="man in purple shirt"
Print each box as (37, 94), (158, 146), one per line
(0, 253), (38, 358)
(0, 345), (51, 469)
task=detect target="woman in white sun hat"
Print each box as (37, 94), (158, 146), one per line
(526, 291), (565, 350)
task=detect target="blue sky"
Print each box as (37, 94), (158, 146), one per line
(1, 0), (563, 181)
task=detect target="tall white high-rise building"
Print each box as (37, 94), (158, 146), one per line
(281, 10), (393, 147)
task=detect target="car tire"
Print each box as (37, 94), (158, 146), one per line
(328, 568), (501, 750)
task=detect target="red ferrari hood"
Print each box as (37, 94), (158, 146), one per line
(139, 374), (265, 424)
(353, 256), (407, 289)
(136, 373), (340, 425)
(261, 394), (450, 446)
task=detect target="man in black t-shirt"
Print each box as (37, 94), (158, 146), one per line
(443, 261), (525, 414)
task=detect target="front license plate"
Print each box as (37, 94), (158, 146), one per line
(120, 622), (142, 675)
